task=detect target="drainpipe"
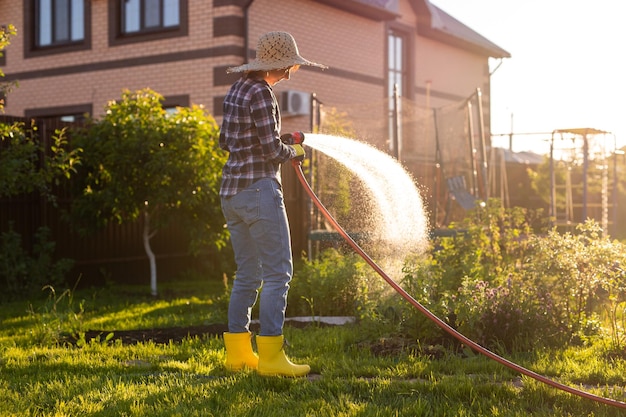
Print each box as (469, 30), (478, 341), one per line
(243, 0), (255, 62)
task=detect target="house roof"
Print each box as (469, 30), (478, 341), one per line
(412, 0), (511, 59)
(499, 148), (545, 165)
(314, 0), (511, 59)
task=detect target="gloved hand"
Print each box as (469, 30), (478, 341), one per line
(289, 144), (306, 161)
(280, 131), (305, 145)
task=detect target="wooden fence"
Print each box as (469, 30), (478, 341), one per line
(0, 116), (217, 287)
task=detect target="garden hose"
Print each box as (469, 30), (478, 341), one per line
(292, 159), (626, 410)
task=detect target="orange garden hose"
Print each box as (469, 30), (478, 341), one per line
(292, 160), (626, 409)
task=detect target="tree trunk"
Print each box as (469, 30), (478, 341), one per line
(143, 210), (158, 296)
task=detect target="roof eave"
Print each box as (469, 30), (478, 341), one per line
(312, 0), (400, 22)
(418, 25), (511, 58)
(411, 0), (511, 59)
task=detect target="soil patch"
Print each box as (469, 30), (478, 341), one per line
(68, 319), (337, 345)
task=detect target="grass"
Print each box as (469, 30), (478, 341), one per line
(1, 278), (625, 416)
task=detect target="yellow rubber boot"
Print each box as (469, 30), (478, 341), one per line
(223, 332), (259, 371)
(256, 335), (310, 377)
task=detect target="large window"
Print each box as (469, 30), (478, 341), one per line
(109, 0), (188, 46)
(388, 31), (407, 100)
(35, 0), (85, 47)
(387, 28), (408, 157)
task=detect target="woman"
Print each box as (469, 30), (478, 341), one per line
(219, 31), (327, 376)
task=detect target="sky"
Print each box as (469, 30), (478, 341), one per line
(430, 0), (626, 155)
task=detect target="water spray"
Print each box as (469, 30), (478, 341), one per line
(291, 157), (626, 409)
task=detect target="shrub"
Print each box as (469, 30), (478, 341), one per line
(526, 220), (626, 349)
(287, 249), (380, 318)
(0, 224), (74, 302)
(452, 275), (566, 351)
(398, 203), (626, 353)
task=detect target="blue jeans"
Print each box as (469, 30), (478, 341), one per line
(221, 178), (293, 336)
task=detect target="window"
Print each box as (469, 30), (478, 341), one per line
(35, 0), (85, 47)
(162, 94), (189, 114)
(109, 0), (188, 45)
(24, 0), (91, 57)
(121, 0), (180, 34)
(388, 29), (406, 157)
(25, 104), (92, 124)
(387, 25), (414, 158)
(388, 31), (406, 100)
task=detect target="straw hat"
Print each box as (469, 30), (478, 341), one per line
(227, 31), (328, 73)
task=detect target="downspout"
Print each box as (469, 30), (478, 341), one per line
(243, 0), (255, 63)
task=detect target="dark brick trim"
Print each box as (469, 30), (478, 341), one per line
(24, 103), (93, 119)
(163, 94), (190, 108)
(213, 15), (245, 38)
(3, 45), (244, 81)
(310, 65), (384, 87)
(213, 65), (242, 86)
(213, 0), (253, 7)
(213, 95), (226, 116)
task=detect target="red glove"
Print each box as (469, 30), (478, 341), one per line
(280, 131), (305, 145)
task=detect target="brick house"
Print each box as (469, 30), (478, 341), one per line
(1, 0), (510, 260)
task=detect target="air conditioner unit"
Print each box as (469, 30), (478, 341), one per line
(281, 90), (311, 116)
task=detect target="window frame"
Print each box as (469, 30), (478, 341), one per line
(108, 0), (189, 47)
(24, 0), (91, 58)
(386, 23), (414, 156)
(24, 103), (93, 123)
(386, 24), (414, 100)
(162, 94), (190, 113)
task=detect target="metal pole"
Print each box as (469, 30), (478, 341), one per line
(307, 93), (315, 260)
(602, 135), (608, 237)
(550, 132), (556, 224)
(392, 83), (400, 160)
(467, 100), (478, 196)
(433, 108), (442, 225)
(509, 113), (514, 151)
(582, 133), (589, 221)
(613, 136), (624, 236)
(476, 88), (488, 200)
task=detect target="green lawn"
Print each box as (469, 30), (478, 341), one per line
(1, 278), (625, 416)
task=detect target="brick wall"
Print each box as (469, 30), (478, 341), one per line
(1, 0), (486, 125)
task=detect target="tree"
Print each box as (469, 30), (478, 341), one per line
(0, 24), (16, 98)
(70, 89), (228, 296)
(1, 24), (78, 299)
(1, 24), (80, 199)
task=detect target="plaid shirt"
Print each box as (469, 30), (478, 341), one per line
(219, 77), (296, 197)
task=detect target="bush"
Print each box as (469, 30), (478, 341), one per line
(452, 275), (566, 351)
(0, 224), (74, 302)
(526, 221), (626, 349)
(397, 201), (626, 353)
(287, 248), (381, 318)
